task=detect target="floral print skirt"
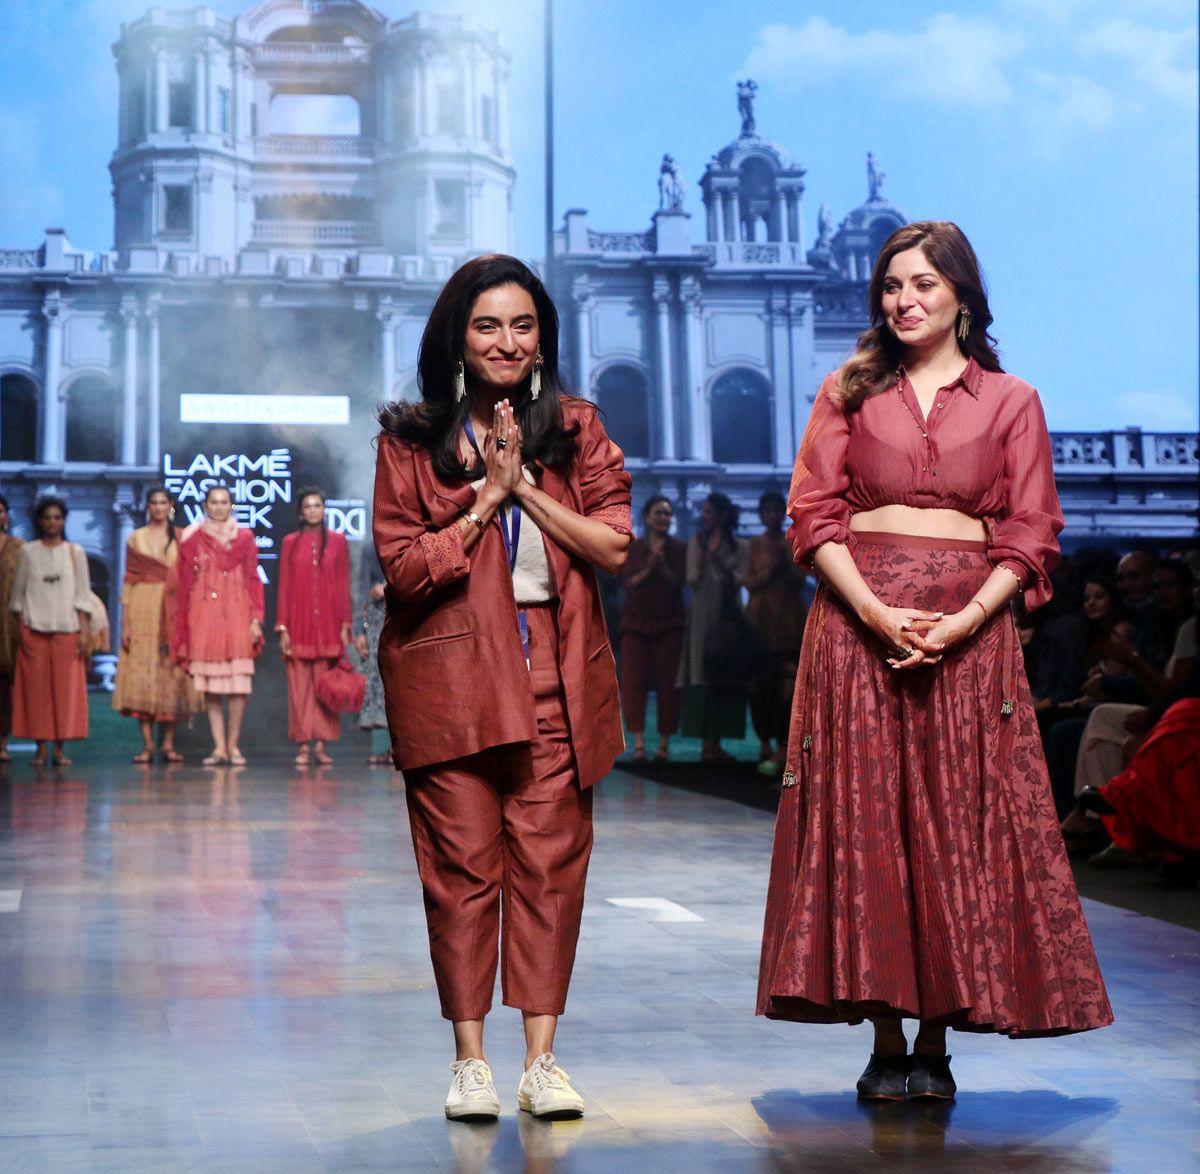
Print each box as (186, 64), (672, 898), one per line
(757, 532), (1113, 1037)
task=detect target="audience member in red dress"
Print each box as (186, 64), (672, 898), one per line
(618, 496), (686, 762)
(276, 487), (353, 767)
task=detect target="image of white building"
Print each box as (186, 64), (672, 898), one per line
(0, 0), (1195, 630)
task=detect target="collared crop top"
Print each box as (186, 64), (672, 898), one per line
(787, 357), (1064, 610)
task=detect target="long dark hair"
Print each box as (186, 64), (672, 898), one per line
(32, 494), (69, 539)
(837, 220), (1003, 409)
(378, 253), (580, 480)
(145, 485), (176, 551)
(703, 492), (739, 543)
(296, 484), (328, 564)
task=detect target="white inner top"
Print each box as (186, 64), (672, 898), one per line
(471, 467), (555, 605)
(9, 541), (93, 633)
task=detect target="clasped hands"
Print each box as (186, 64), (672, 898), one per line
(475, 399), (527, 512)
(860, 601), (985, 671)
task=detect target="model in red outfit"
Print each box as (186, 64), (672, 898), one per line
(619, 496), (686, 761)
(757, 222), (1112, 1103)
(172, 485), (265, 766)
(276, 489), (352, 766)
(374, 254), (631, 1120)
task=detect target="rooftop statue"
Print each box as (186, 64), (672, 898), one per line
(658, 154), (686, 212)
(737, 79), (758, 136)
(867, 151), (886, 200)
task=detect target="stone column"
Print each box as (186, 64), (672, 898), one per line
(41, 293), (64, 465)
(705, 197), (718, 243)
(651, 277), (676, 460)
(113, 489), (137, 648)
(788, 301), (811, 451)
(154, 51), (169, 132)
(735, 192), (746, 241)
(145, 299), (162, 470)
(120, 298), (139, 465)
(572, 282), (593, 397)
(774, 190), (787, 242)
(194, 52), (207, 134)
(786, 192), (801, 249)
(680, 277), (710, 461)
(769, 292), (793, 465)
(378, 299), (398, 401)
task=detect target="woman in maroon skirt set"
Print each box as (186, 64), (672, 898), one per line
(757, 221), (1112, 1102)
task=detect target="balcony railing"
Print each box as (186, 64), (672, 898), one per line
(586, 229), (652, 254)
(254, 42), (370, 66)
(701, 240), (808, 267)
(251, 220), (372, 245)
(254, 134), (372, 158)
(0, 249), (39, 270)
(1052, 430), (1198, 473)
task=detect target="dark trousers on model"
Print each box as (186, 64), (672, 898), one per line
(619, 630), (682, 735)
(403, 604), (593, 1021)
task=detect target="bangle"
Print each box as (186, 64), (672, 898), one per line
(463, 511), (487, 533)
(969, 599), (988, 624)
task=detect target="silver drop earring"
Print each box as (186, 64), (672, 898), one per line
(454, 358), (466, 402)
(530, 351), (543, 401)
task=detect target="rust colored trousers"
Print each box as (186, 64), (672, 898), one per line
(403, 603), (593, 1021)
(13, 627), (88, 742)
(619, 629), (682, 735)
(284, 656), (341, 743)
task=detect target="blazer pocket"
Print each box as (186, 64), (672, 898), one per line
(403, 628), (472, 651)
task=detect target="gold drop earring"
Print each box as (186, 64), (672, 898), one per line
(455, 358), (466, 402)
(957, 305), (972, 343)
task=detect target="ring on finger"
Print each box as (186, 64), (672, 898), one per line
(496, 437), (508, 449)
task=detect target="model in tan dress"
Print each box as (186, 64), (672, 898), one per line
(112, 490), (198, 762)
(0, 494), (24, 762)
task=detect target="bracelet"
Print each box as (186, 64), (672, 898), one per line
(968, 600), (987, 623)
(463, 511), (487, 533)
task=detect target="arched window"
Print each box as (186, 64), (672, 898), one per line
(711, 367), (772, 464)
(1, 373), (38, 462)
(64, 376), (118, 464)
(594, 364), (650, 459)
(868, 215), (904, 260)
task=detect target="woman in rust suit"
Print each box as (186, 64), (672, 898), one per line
(757, 222), (1111, 1102)
(373, 254), (631, 1121)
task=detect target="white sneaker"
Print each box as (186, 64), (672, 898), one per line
(517, 1052), (585, 1118)
(445, 1058), (501, 1121)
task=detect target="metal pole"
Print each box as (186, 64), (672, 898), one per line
(544, 0), (554, 280)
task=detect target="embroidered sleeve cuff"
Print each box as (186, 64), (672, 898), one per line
(997, 560), (1027, 586)
(418, 525), (472, 587)
(588, 503), (633, 536)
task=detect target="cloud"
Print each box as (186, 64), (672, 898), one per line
(742, 15), (1024, 107)
(1027, 70), (1115, 137)
(1082, 20), (1199, 105)
(1116, 391), (1199, 431)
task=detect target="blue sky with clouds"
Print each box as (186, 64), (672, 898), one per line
(1, 0), (1195, 430)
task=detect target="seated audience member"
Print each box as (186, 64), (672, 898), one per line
(1065, 697), (1200, 877)
(1065, 573), (1198, 819)
(1115, 549), (1156, 614)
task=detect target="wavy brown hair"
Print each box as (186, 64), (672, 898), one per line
(836, 220), (1003, 409)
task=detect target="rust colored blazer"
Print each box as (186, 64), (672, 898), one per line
(373, 398), (633, 786)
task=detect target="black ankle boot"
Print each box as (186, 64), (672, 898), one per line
(855, 1053), (912, 1101)
(907, 1053), (956, 1100)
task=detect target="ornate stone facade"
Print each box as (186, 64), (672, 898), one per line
(552, 88), (1198, 544)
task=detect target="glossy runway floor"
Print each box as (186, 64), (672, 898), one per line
(0, 761), (1196, 1173)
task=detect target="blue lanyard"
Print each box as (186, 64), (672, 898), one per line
(464, 418), (529, 666)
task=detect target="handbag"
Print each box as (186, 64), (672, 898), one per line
(316, 657), (367, 713)
(702, 583), (765, 686)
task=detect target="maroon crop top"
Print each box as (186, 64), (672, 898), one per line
(787, 357), (1064, 610)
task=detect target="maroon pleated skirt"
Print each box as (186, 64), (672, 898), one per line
(757, 533), (1113, 1037)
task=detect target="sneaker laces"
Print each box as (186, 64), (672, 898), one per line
(529, 1052), (571, 1092)
(450, 1058), (493, 1095)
